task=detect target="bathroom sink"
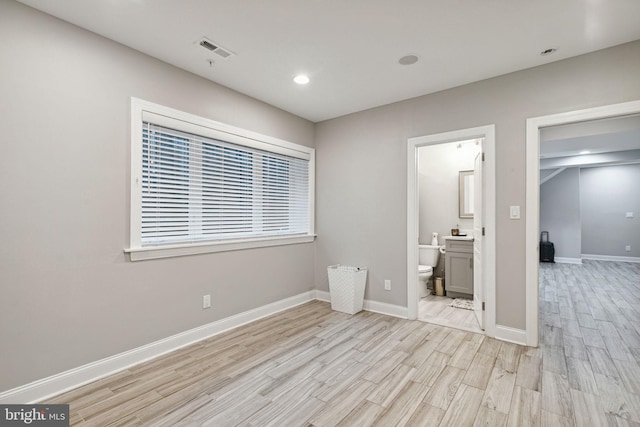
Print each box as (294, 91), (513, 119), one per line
(444, 235), (474, 241)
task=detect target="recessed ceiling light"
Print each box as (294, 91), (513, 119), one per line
(579, 150), (591, 155)
(293, 74), (310, 85)
(398, 54), (419, 66)
(540, 48), (558, 56)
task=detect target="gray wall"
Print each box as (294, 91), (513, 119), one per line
(418, 141), (479, 245)
(0, 1), (315, 392)
(581, 164), (640, 257)
(314, 40), (640, 328)
(540, 169), (582, 259)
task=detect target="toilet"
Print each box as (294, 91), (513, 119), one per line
(418, 244), (441, 298)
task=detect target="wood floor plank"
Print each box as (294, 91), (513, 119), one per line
(402, 339), (439, 368)
(563, 335), (588, 361)
(370, 380), (429, 427)
(571, 389), (609, 427)
(450, 338), (484, 370)
(404, 402), (446, 427)
(515, 354), (542, 391)
(540, 410), (573, 427)
(586, 345), (621, 378)
(541, 370), (573, 420)
(366, 363), (415, 407)
(246, 378), (323, 426)
(566, 357), (598, 395)
(614, 359), (640, 395)
(594, 372), (640, 423)
(560, 317), (582, 338)
(542, 345), (568, 376)
(506, 385), (541, 427)
(463, 352), (496, 390)
(478, 337), (502, 358)
(412, 360), (447, 386)
(439, 384), (485, 427)
(581, 326), (607, 349)
(136, 391), (212, 425)
(423, 365), (466, 410)
(473, 405), (508, 427)
(336, 400), (383, 427)
(481, 366), (516, 414)
(362, 350), (408, 384)
(309, 379), (377, 427)
(254, 396), (325, 427)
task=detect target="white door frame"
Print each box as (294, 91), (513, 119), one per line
(525, 99), (640, 347)
(407, 124), (496, 338)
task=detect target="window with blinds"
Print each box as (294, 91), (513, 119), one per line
(127, 98), (315, 260)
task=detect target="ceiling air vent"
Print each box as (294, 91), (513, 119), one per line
(197, 37), (235, 59)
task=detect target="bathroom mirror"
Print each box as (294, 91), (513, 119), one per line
(459, 170), (474, 218)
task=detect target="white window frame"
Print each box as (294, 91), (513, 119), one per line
(125, 98), (315, 261)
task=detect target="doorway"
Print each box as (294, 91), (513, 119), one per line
(407, 125), (496, 338)
(525, 99), (640, 347)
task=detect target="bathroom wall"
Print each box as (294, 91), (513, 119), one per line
(418, 140), (481, 246)
(540, 168), (582, 260)
(581, 164), (640, 257)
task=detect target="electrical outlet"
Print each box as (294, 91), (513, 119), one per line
(384, 280), (391, 291)
(626, 245), (632, 252)
(203, 294), (211, 309)
(627, 212), (634, 218)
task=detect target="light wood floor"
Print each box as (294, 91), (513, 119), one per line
(45, 260), (640, 426)
(418, 292), (482, 334)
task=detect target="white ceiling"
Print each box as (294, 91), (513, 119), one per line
(540, 114), (640, 170)
(16, 0), (640, 122)
(541, 115), (640, 158)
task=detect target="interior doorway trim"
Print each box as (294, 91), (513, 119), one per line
(525, 99), (640, 347)
(407, 124), (496, 338)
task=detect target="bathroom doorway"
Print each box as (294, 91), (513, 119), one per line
(407, 125), (496, 337)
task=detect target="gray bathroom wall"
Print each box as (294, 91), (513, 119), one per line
(0, 1), (315, 392)
(314, 40), (640, 328)
(540, 169), (582, 260)
(418, 141), (480, 245)
(581, 164), (640, 257)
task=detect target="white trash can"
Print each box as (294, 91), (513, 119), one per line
(327, 265), (368, 314)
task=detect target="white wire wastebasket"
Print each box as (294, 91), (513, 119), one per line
(327, 265), (368, 314)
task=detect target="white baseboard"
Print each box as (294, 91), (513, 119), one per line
(582, 254), (640, 263)
(494, 325), (527, 346)
(314, 290), (408, 319)
(0, 291), (316, 404)
(555, 257), (583, 264)
(314, 289), (331, 302)
(364, 300), (408, 319)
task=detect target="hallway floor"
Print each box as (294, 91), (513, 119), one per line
(538, 259), (640, 425)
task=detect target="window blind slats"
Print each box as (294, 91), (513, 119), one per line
(141, 122), (309, 246)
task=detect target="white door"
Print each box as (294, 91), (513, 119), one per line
(473, 150), (484, 329)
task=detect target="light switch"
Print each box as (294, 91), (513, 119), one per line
(509, 205), (521, 220)
(627, 212), (634, 218)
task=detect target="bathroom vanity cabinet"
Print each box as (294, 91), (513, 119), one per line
(445, 239), (473, 298)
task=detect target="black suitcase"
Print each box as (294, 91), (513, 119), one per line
(540, 231), (555, 263)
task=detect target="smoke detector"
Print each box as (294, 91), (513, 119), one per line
(196, 37), (235, 59)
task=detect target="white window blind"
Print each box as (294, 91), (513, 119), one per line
(141, 122), (310, 246)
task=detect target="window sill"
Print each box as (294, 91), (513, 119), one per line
(125, 234), (316, 261)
